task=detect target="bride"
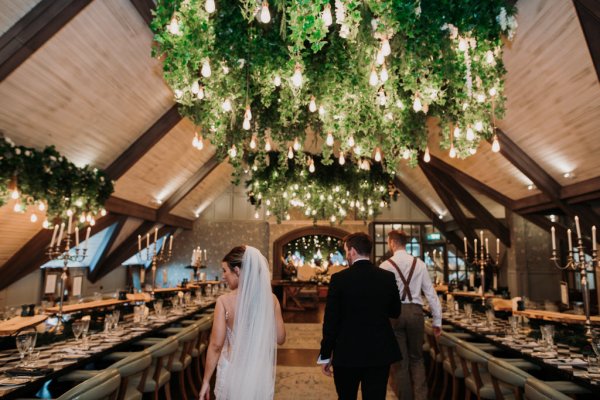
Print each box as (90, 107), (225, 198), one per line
(199, 246), (286, 399)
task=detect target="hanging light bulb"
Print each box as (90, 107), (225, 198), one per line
(309, 160), (315, 173)
(466, 127), (475, 141)
(191, 81), (200, 94)
(260, 1), (271, 23)
(244, 105), (252, 121)
(369, 66), (379, 86)
(292, 64), (303, 88)
(489, 87), (497, 97)
(474, 121), (483, 132)
(377, 89), (387, 106)
(38, 202), (45, 212)
(402, 149), (411, 159)
(338, 152), (346, 165)
(201, 59), (211, 78)
(222, 98), (232, 112)
(192, 132), (200, 148)
(318, 105), (325, 117)
(458, 37), (468, 52)
(287, 146), (294, 159)
(469, 147), (477, 155)
(42, 219), (49, 229)
(322, 4), (333, 27)
(100, 208), (107, 217)
(197, 85), (205, 100)
(485, 50), (495, 65)
(412, 95), (422, 112)
(13, 202), (22, 213)
(330, 215), (336, 223)
(250, 136), (257, 149)
(380, 63), (389, 83)
(381, 37), (391, 56)
(90, 218), (96, 227)
(205, 0), (216, 14)
(254, 211), (260, 219)
(270, 75), (280, 88)
(449, 144), (457, 158)
(309, 96), (317, 112)
(326, 132), (334, 146)
(293, 137), (301, 151)
(79, 214), (86, 223)
(10, 189), (19, 200)
(196, 133), (204, 150)
(243, 117), (251, 130)
(453, 126), (461, 138)
(476, 93), (486, 103)
(424, 146), (431, 162)
(347, 136), (355, 147)
(229, 144), (237, 158)
(491, 134), (500, 152)
(374, 148), (382, 162)
(285, 213), (291, 221)
(376, 49), (385, 65)
(30, 213), (38, 223)
(265, 139), (272, 152)
(167, 15), (181, 36)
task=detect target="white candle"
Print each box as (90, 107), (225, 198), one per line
(162, 269), (168, 285)
(567, 229), (573, 252)
(204, 249), (207, 261)
(463, 237), (468, 257)
(154, 227), (158, 243)
(485, 238), (489, 256)
(496, 238), (500, 257)
(50, 224), (59, 248)
(169, 235), (173, 251)
(146, 233), (150, 249)
(67, 214), (72, 235)
(575, 216), (582, 240)
(551, 227), (556, 251)
(57, 223), (65, 248)
(84, 226), (91, 250)
(480, 230), (484, 244)
(140, 268), (145, 285)
(137, 235), (141, 252)
(190, 271), (194, 282)
(75, 227), (79, 247)
(474, 239), (478, 258)
(593, 226), (597, 251)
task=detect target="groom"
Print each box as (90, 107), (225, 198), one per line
(318, 232), (402, 399)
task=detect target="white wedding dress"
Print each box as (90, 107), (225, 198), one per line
(213, 246), (277, 400)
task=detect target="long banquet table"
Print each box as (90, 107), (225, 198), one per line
(440, 309), (600, 393)
(0, 299), (216, 399)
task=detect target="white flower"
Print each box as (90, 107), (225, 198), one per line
(335, 0), (346, 23)
(340, 24), (350, 39)
(496, 7), (508, 31)
(24, 150), (31, 157)
(237, 58), (246, 69)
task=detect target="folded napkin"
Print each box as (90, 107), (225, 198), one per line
(5, 367), (52, 377)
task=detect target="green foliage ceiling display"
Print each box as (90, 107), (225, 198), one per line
(152, 0), (516, 221)
(0, 137), (114, 226)
(246, 151), (395, 223)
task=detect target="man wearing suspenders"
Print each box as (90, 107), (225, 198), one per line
(379, 230), (442, 400)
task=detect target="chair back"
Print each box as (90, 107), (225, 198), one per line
(147, 336), (179, 384)
(456, 341), (493, 394)
(424, 321), (440, 363)
(437, 332), (463, 376)
(524, 378), (572, 400)
(111, 350), (152, 400)
(488, 357), (531, 400)
(57, 368), (120, 400)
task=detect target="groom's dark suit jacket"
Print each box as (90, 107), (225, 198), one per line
(319, 259), (402, 367)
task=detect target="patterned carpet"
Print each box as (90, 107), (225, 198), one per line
(278, 323), (322, 350)
(275, 366), (398, 399)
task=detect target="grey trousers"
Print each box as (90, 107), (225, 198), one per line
(391, 303), (428, 400)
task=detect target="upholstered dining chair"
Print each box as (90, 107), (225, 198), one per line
(524, 377), (572, 400)
(56, 368), (121, 400)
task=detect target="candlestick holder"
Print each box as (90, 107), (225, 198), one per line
(137, 241), (172, 297)
(46, 234), (87, 334)
(550, 238), (598, 338)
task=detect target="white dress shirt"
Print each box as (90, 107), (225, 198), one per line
(380, 249), (442, 327)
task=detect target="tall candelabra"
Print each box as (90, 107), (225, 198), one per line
(464, 231), (502, 305)
(46, 218), (89, 334)
(137, 229), (173, 296)
(550, 217), (598, 337)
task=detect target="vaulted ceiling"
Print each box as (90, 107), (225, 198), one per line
(0, 0), (599, 289)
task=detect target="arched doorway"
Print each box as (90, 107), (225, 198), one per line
(272, 225), (350, 280)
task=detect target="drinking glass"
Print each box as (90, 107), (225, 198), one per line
(486, 309), (495, 327)
(81, 318), (90, 348)
(541, 325), (555, 347)
(16, 331), (34, 365)
(508, 316), (519, 335)
(591, 332), (600, 358)
(103, 314), (114, 335)
(464, 303), (473, 320)
(72, 320), (85, 344)
(154, 299), (163, 317)
(112, 310), (120, 330)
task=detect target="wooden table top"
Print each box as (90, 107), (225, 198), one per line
(147, 287), (190, 294)
(449, 291), (499, 299)
(434, 285), (448, 293)
(0, 315), (48, 336)
(45, 299), (127, 314)
(513, 309), (600, 325)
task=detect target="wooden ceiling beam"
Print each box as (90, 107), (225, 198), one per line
(104, 105), (181, 181)
(90, 221), (174, 283)
(104, 196), (194, 230)
(157, 155), (220, 220)
(514, 176), (600, 212)
(129, 0), (156, 26)
(573, 0), (600, 82)
(0, 213), (119, 291)
(427, 155), (515, 209)
(392, 176), (466, 252)
(419, 161), (478, 244)
(427, 163), (511, 247)
(0, 0), (92, 82)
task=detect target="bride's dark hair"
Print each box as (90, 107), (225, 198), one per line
(222, 246), (246, 271)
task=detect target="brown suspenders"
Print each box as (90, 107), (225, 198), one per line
(388, 257), (418, 302)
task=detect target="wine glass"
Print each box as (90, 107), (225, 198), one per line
(154, 299), (163, 318)
(508, 316), (519, 335)
(485, 309), (495, 328)
(541, 325), (555, 347)
(72, 321), (85, 345)
(16, 331), (34, 365)
(112, 310), (120, 330)
(464, 303), (473, 321)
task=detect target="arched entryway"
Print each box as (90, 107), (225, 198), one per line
(272, 225), (350, 280)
